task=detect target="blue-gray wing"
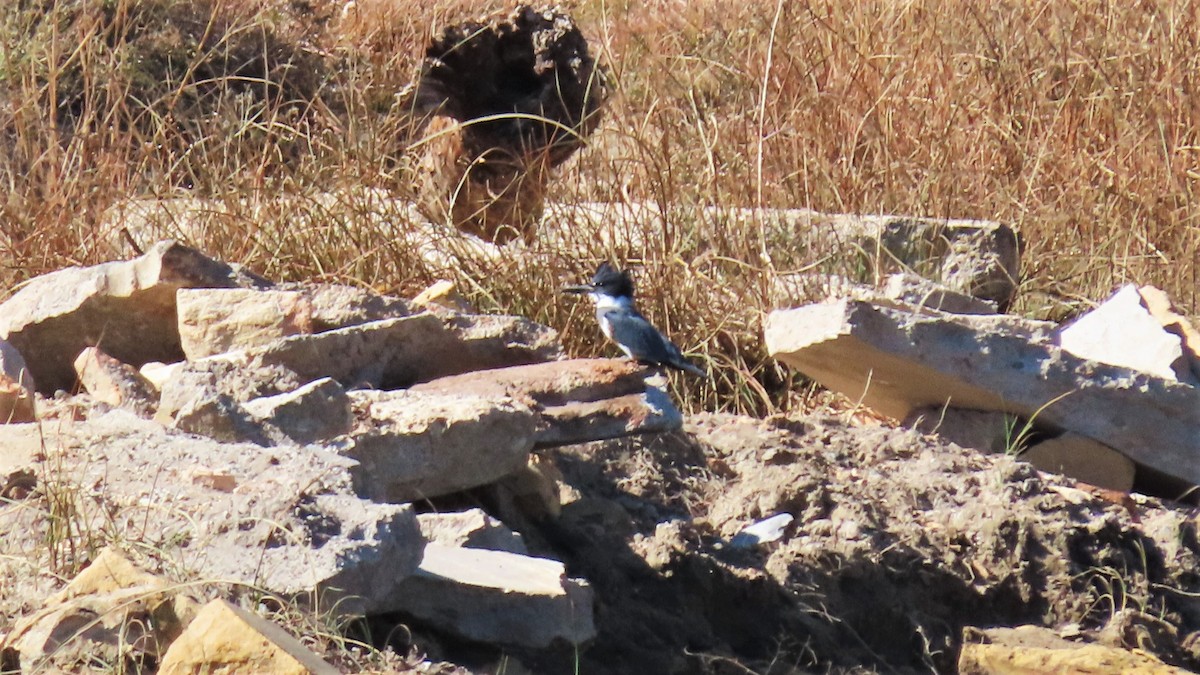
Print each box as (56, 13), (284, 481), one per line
(603, 310), (684, 364)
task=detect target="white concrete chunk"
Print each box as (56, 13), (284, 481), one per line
(766, 298), (1200, 487)
(342, 390), (539, 502)
(1057, 285), (1193, 383)
(392, 544), (595, 648)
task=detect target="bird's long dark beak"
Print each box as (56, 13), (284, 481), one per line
(561, 284), (593, 295)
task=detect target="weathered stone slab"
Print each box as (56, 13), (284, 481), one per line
(156, 355), (301, 424)
(158, 599), (338, 675)
(73, 347), (157, 415)
(177, 288), (313, 359)
(766, 299), (1200, 487)
(339, 390), (538, 502)
(0, 241), (270, 393)
(0, 339), (35, 423)
(1057, 284), (1194, 383)
(1021, 433), (1136, 493)
(547, 203), (1021, 306)
(416, 509), (527, 554)
(288, 283), (414, 332)
(251, 314), (452, 389)
(0, 407), (424, 612)
(772, 272), (998, 315)
(392, 544), (596, 648)
(412, 358), (682, 447)
(241, 377), (353, 446)
(444, 312), (565, 370)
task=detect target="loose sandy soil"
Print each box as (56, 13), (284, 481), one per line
(512, 413), (1200, 673)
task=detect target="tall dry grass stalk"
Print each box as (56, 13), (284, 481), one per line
(0, 0), (1197, 414)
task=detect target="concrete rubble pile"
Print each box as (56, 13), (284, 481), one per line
(767, 258), (1200, 498)
(0, 241), (680, 671)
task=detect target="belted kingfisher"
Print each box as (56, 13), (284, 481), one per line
(563, 263), (707, 377)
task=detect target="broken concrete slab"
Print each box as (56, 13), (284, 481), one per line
(73, 347), (157, 415)
(241, 377), (353, 446)
(1021, 433), (1136, 493)
(393, 544), (596, 648)
(412, 358), (683, 447)
(170, 377), (352, 447)
(284, 283), (414, 332)
(0, 339), (35, 423)
(772, 272), (998, 315)
(416, 509), (527, 554)
(158, 599), (338, 675)
(340, 390), (538, 502)
(0, 406), (425, 613)
(1139, 285), (1200, 381)
(156, 355), (302, 424)
(251, 314), (451, 389)
(0, 241), (271, 394)
(1057, 285), (1195, 383)
(766, 298), (1200, 487)
(176, 288), (313, 359)
(443, 312), (565, 370)
(171, 392), (271, 445)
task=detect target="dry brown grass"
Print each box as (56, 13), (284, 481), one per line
(1, 0), (1198, 416)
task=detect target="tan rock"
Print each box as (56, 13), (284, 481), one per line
(0, 240), (270, 394)
(1022, 433), (1136, 493)
(488, 453), (564, 523)
(547, 204), (1021, 306)
(342, 389), (538, 502)
(6, 547), (196, 670)
(766, 298), (1200, 487)
(73, 346), (157, 415)
(176, 288), (313, 359)
(959, 625), (1188, 674)
(158, 599), (338, 675)
(391, 544), (596, 648)
(412, 279), (476, 313)
(155, 354), (301, 425)
(412, 358), (682, 447)
(0, 339), (35, 423)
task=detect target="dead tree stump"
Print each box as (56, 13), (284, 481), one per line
(408, 6), (607, 244)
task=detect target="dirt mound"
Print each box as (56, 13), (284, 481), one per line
(520, 413), (1200, 673)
